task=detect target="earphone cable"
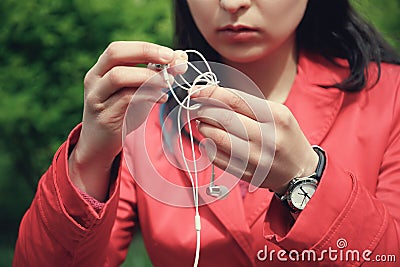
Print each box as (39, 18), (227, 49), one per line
(163, 50), (219, 267)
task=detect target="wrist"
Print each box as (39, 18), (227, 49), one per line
(273, 146), (319, 195)
(68, 141), (117, 202)
(273, 182), (291, 196)
(296, 146), (320, 179)
(275, 146), (327, 213)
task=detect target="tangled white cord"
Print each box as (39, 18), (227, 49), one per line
(158, 50), (219, 267)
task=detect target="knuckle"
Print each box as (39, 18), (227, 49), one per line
(213, 131), (228, 147)
(205, 85), (217, 99)
(247, 126), (260, 143)
(86, 92), (104, 113)
(104, 41), (121, 60)
(274, 105), (293, 129)
(107, 68), (123, 88)
(260, 123), (272, 141)
(211, 86), (219, 98)
(220, 110), (233, 127)
(274, 130), (286, 157)
(247, 145), (259, 164)
(83, 71), (93, 89)
(229, 93), (242, 109)
(141, 42), (153, 59)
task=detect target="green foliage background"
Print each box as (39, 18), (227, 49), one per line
(0, 0), (398, 266)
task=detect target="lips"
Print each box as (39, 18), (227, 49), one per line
(217, 24), (259, 41)
(218, 24), (258, 32)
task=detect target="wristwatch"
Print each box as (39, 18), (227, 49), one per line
(277, 146), (326, 213)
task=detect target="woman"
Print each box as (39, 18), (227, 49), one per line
(14, 0), (400, 266)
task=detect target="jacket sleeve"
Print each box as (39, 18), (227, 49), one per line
(264, 106), (400, 264)
(13, 125), (139, 267)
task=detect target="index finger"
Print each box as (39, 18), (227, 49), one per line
(190, 85), (272, 122)
(92, 41), (175, 77)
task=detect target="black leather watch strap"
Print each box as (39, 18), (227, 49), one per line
(311, 145), (326, 181)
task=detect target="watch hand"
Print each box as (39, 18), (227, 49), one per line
(300, 186), (312, 199)
(300, 186), (308, 195)
(300, 195), (307, 206)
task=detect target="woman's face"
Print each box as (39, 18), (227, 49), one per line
(186, 0), (308, 63)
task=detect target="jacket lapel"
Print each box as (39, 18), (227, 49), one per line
(201, 166), (256, 264)
(285, 52), (345, 145)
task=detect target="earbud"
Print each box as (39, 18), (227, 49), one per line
(206, 185), (229, 199)
(147, 63), (170, 82)
(206, 164), (229, 199)
(147, 63), (170, 71)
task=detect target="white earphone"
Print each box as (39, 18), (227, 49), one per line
(206, 164), (229, 199)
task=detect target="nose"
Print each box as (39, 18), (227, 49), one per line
(219, 0), (251, 14)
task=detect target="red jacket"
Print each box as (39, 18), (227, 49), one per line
(14, 53), (400, 266)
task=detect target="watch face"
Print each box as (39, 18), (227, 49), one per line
(289, 181), (317, 210)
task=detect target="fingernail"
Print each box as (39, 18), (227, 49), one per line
(174, 50), (188, 60)
(191, 103), (202, 110)
(179, 51), (188, 60)
(158, 93), (169, 103)
(159, 47), (174, 61)
(190, 87), (201, 97)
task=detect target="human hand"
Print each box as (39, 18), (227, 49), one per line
(191, 85), (318, 194)
(69, 41), (187, 199)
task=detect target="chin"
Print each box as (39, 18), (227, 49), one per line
(220, 48), (270, 64)
(211, 40), (271, 62)
(223, 55), (262, 64)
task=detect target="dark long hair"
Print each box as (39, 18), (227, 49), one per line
(173, 0), (400, 92)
